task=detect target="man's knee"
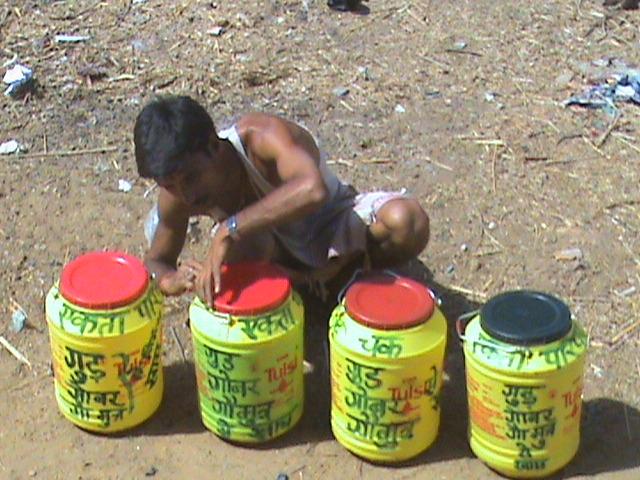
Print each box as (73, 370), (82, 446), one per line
(377, 198), (430, 255)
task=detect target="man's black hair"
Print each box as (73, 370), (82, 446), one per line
(134, 95), (216, 178)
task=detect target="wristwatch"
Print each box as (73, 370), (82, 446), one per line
(225, 215), (240, 240)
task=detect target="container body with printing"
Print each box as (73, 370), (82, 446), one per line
(46, 251), (164, 432)
(459, 290), (588, 478)
(189, 262), (304, 442)
(329, 273), (447, 462)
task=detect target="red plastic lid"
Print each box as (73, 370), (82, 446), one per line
(214, 262), (292, 315)
(60, 251), (150, 309)
(345, 273), (434, 330)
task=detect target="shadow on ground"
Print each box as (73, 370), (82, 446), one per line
(390, 258), (480, 465)
(550, 397), (640, 479)
(130, 360), (206, 436)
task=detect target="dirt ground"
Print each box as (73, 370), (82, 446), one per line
(1, 0), (640, 479)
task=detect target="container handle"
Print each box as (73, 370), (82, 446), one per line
(337, 268), (443, 307)
(455, 310), (531, 355)
(456, 310), (479, 342)
(381, 269), (442, 306)
(336, 268), (365, 305)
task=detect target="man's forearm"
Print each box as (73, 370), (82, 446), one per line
(232, 176), (327, 238)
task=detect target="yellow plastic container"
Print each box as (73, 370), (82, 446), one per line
(45, 251), (164, 433)
(189, 262), (304, 442)
(329, 272), (447, 462)
(458, 290), (588, 478)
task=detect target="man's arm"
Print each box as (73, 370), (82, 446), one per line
(145, 190), (201, 296)
(198, 118), (329, 304)
(232, 125), (328, 236)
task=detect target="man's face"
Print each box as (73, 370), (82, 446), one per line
(156, 150), (226, 212)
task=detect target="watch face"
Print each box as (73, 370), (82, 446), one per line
(226, 215), (239, 238)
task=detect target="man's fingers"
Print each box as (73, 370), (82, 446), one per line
(182, 259), (203, 272)
(204, 269), (213, 307)
(180, 261), (202, 285)
(196, 272), (206, 304)
(213, 261), (222, 296)
(184, 269), (197, 282)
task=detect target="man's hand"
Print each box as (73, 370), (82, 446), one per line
(157, 259), (202, 296)
(198, 224), (233, 307)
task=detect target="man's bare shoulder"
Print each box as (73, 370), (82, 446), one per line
(236, 113), (292, 140)
(235, 113), (315, 159)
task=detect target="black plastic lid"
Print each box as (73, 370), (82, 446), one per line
(480, 290), (572, 346)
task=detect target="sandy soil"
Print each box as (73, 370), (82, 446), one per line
(1, 0), (639, 479)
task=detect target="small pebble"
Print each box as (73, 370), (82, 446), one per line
(118, 179), (133, 193)
(445, 264), (455, 275)
(394, 104), (406, 114)
(358, 66), (372, 81)
(554, 247), (583, 261)
(131, 39), (149, 52)
(484, 91), (496, 103)
(453, 40), (467, 50)
(590, 364), (604, 379)
(460, 243), (469, 252)
(11, 309), (27, 332)
(487, 221), (497, 230)
(145, 466), (158, 477)
(28, 470), (36, 478)
(0, 139), (25, 155)
(276, 474), (289, 480)
(332, 86), (349, 97)
(615, 286), (637, 297)
(54, 34), (91, 44)
(208, 26), (226, 36)
(592, 57), (609, 68)
(3, 63), (34, 97)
